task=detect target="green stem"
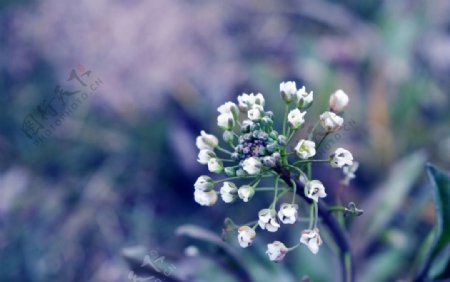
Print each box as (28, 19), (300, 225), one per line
(292, 159), (330, 166)
(270, 176), (280, 209)
(308, 203), (314, 229)
(282, 104), (288, 136)
(291, 179), (297, 204)
(216, 146), (233, 155)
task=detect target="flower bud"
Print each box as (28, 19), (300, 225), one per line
(296, 86), (313, 109)
(248, 105), (263, 121)
(196, 130), (219, 150)
(280, 81), (297, 103)
(197, 149), (216, 164)
(224, 166), (236, 177)
(266, 241), (289, 262)
(220, 182), (238, 203)
(237, 226), (256, 248)
(223, 130), (234, 143)
(217, 112), (235, 130)
(329, 89), (349, 112)
(238, 185), (255, 202)
(194, 189), (218, 206)
(242, 157), (262, 175)
(208, 158), (223, 173)
(194, 175), (214, 191)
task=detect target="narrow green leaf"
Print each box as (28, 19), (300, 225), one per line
(415, 164), (450, 281)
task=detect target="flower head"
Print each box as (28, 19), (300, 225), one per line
(208, 158), (223, 173)
(197, 149), (215, 165)
(330, 148), (353, 168)
(277, 203), (298, 224)
(287, 109), (306, 129)
(194, 189), (218, 206)
(238, 185), (255, 202)
(237, 226), (256, 248)
(220, 181), (238, 203)
(296, 86), (313, 109)
(194, 175), (214, 191)
(319, 111), (343, 132)
(266, 241), (289, 262)
(300, 228), (322, 254)
(280, 81), (297, 103)
(242, 157), (262, 175)
(305, 180), (327, 202)
(329, 89), (349, 112)
(196, 130), (219, 150)
(294, 140), (316, 159)
(258, 209), (280, 232)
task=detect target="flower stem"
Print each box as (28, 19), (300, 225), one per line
(216, 146), (233, 155)
(270, 175), (280, 209)
(291, 179), (297, 204)
(292, 159), (330, 166)
(282, 104), (288, 136)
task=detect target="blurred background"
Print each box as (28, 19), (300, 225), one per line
(1, 0), (450, 281)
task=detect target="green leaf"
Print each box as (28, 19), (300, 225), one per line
(415, 164), (450, 281)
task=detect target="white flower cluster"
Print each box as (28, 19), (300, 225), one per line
(192, 82), (358, 262)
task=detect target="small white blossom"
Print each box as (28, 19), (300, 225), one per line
(220, 182), (238, 203)
(277, 203), (299, 224)
(208, 158), (223, 173)
(196, 130), (219, 150)
(197, 149), (215, 165)
(280, 81), (297, 103)
(217, 112), (235, 130)
(320, 111), (343, 132)
(330, 148), (353, 168)
(342, 161), (359, 185)
(237, 226), (256, 248)
(258, 209), (280, 232)
(242, 157), (262, 175)
(296, 86), (313, 108)
(238, 185), (255, 202)
(266, 241), (289, 262)
(287, 108), (307, 129)
(237, 93), (265, 111)
(194, 175), (214, 191)
(305, 180), (327, 202)
(300, 228), (322, 254)
(329, 89), (349, 112)
(248, 105), (263, 121)
(194, 189), (218, 206)
(294, 140), (316, 159)
(217, 101), (239, 118)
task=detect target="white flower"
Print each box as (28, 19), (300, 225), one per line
(237, 226), (256, 248)
(238, 185), (255, 202)
(305, 180), (327, 202)
(258, 209), (280, 232)
(208, 158), (223, 173)
(296, 86), (313, 108)
(194, 175), (214, 191)
(217, 101), (239, 117)
(266, 241), (289, 262)
(194, 189), (218, 206)
(287, 109), (306, 129)
(248, 105), (263, 121)
(329, 89), (349, 112)
(330, 148), (353, 168)
(220, 181), (238, 203)
(277, 203), (298, 224)
(242, 157), (262, 175)
(237, 93), (265, 111)
(319, 111), (343, 132)
(217, 112), (235, 130)
(196, 130), (219, 150)
(294, 140), (316, 159)
(300, 228), (322, 254)
(197, 149), (215, 164)
(342, 161), (359, 185)
(280, 81), (297, 103)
